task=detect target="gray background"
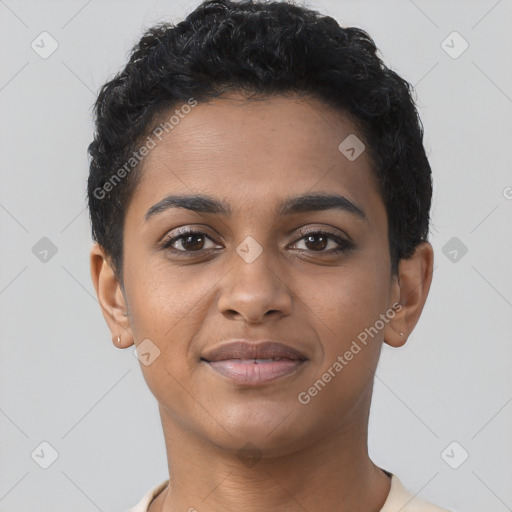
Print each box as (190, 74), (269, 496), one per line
(1, 0), (511, 511)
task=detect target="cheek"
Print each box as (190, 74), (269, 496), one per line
(125, 257), (206, 338)
(123, 260), (210, 422)
(124, 257), (222, 386)
(297, 274), (384, 417)
(307, 263), (388, 344)
(300, 264), (388, 403)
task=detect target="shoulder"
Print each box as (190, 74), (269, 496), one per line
(380, 473), (457, 512)
(127, 479), (169, 512)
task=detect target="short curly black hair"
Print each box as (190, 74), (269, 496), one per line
(87, 0), (432, 286)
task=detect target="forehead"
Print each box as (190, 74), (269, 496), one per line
(128, 93), (383, 220)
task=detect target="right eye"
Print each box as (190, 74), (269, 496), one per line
(160, 228), (222, 253)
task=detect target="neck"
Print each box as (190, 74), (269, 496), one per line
(149, 408), (391, 512)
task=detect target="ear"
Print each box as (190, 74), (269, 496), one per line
(383, 241), (434, 348)
(90, 243), (134, 349)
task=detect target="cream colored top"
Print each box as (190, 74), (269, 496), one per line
(127, 473), (456, 512)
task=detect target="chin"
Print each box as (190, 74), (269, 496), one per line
(204, 401), (312, 457)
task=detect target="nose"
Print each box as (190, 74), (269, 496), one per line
(217, 246), (293, 324)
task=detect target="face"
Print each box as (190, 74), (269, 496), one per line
(96, 93), (409, 456)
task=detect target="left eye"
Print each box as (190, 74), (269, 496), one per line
(291, 231), (351, 253)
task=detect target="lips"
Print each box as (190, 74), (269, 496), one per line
(201, 340), (308, 386)
(202, 341), (307, 362)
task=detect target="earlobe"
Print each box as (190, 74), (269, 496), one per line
(89, 243), (134, 348)
(383, 241), (434, 348)
(383, 301), (408, 348)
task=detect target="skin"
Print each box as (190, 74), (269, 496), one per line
(90, 93), (433, 512)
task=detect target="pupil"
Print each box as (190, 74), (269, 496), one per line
(306, 234), (327, 251)
(183, 235), (204, 251)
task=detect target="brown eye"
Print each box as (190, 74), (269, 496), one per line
(303, 233), (328, 251)
(292, 230), (352, 254)
(177, 233), (206, 251)
(161, 229), (220, 253)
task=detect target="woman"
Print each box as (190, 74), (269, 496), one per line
(87, 1), (450, 510)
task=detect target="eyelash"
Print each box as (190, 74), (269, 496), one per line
(159, 227), (353, 256)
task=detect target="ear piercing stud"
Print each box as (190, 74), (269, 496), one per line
(117, 335), (121, 345)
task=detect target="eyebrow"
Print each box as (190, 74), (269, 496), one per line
(144, 193), (368, 223)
